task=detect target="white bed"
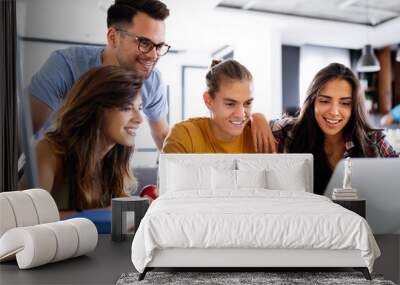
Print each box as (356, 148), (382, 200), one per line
(131, 154), (380, 280)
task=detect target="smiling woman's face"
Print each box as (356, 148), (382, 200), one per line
(103, 96), (143, 147)
(314, 79), (353, 139)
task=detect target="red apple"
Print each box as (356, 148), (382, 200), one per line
(140, 184), (158, 201)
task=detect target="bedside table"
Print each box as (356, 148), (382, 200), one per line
(332, 199), (366, 218)
(111, 196), (150, 242)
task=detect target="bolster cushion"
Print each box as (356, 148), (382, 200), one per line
(0, 189), (60, 237)
(0, 218), (98, 269)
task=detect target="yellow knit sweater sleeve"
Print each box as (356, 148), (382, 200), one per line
(161, 122), (194, 153)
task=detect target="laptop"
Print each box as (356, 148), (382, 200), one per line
(324, 158), (400, 234)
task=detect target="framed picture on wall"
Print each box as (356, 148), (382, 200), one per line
(181, 65), (208, 120)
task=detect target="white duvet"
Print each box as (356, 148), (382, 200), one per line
(131, 190), (380, 273)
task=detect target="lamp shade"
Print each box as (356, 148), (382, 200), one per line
(396, 46), (400, 62)
(356, 45), (380, 72)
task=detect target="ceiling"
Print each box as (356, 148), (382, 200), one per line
(218, 0), (400, 26)
(17, 0), (400, 52)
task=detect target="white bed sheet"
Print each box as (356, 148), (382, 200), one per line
(131, 190), (380, 273)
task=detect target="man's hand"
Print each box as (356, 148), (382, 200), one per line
(250, 113), (277, 153)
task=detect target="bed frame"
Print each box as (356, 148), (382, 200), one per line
(138, 154), (372, 281)
(139, 248), (371, 280)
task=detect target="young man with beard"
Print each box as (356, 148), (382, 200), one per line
(29, 0), (170, 149)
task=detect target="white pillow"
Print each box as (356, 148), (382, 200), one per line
(212, 168), (237, 190)
(211, 168), (268, 190)
(266, 165), (306, 191)
(166, 162), (212, 192)
(237, 169), (267, 189)
(237, 158), (309, 192)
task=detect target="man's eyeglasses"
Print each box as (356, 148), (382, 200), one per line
(116, 28), (170, 56)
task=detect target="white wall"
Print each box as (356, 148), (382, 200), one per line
(156, 50), (211, 125)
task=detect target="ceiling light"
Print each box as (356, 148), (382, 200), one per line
(356, 44), (380, 72)
(356, 0), (380, 73)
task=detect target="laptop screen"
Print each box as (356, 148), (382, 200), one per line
(324, 158), (400, 234)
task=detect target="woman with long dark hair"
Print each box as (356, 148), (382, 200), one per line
(271, 63), (398, 195)
(19, 65), (143, 212)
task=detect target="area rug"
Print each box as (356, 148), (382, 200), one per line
(116, 271), (396, 285)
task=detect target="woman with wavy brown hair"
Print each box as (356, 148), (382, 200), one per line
(19, 65), (143, 212)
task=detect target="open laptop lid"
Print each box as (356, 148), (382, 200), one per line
(324, 158), (400, 234)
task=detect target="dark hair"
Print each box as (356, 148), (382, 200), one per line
(107, 0), (169, 28)
(205, 59), (253, 98)
(46, 65), (143, 210)
(290, 62), (375, 156)
(289, 63), (376, 194)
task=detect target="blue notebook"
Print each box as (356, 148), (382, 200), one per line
(64, 210), (111, 234)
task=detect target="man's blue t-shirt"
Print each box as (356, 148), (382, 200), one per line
(29, 46), (167, 133)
